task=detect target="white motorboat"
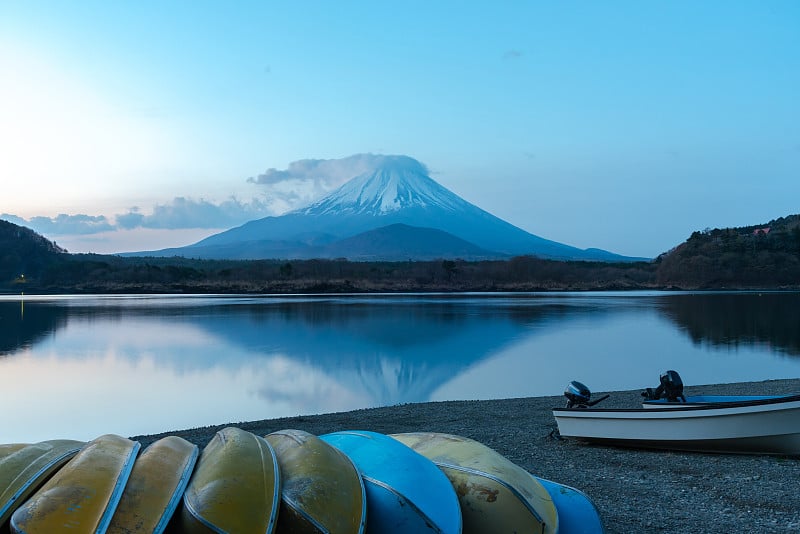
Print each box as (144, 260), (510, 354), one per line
(553, 372), (800, 456)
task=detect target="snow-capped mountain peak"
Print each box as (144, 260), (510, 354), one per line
(143, 153), (637, 262)
(297, 155), (466, 216)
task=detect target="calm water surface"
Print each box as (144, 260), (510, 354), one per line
(2, 292), (799, 443)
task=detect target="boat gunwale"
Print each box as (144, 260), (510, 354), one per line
(643, 394), (788, 406)
(361, 474), (446, 534)
(96, 440), (142, 534)
(154, 441), (200, 534)
(554, 393), (800, 415)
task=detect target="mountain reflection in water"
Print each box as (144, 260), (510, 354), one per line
(1, 293), (799, 442)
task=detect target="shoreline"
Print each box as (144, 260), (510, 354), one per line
(134, 378), (800, 533)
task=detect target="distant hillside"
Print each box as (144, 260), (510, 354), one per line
(128, 224), (503, 261)
(655, 214), (800, 288)
(0, 219), (67, 285)
(317, 223), (502, 261)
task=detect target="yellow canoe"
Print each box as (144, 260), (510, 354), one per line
(0, 440), (84, 526)
(181, 427), (280, 534)
(265, 429), (366, 534)
(10, 434), (140, 534)
(391, 432), (558, 534)
(107, 436), (199, 534)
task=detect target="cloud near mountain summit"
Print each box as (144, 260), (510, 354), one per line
(248, 154), (427, 188)
(247, 154), (429, 214)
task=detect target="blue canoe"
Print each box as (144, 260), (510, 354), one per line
(535, 477), (605, 534)
(320, 430), (462, 534)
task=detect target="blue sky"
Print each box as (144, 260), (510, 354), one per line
(1, 1), (798, 258)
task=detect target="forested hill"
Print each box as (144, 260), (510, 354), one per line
(655, 214), (800, 288)
(0, 219), (67, 285)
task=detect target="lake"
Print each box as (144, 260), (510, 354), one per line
(2, 291), (800, 443)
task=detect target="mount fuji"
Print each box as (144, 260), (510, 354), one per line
(135, 155), (639, 262)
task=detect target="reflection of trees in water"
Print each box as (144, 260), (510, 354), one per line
(0, 302), (68, 355)
(658, 293), (800, 356)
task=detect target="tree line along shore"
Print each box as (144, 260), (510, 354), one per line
(3, 215), (800, 293)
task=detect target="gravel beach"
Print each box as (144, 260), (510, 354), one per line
(134, 378), (800, 534)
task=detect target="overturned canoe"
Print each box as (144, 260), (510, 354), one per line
(107, 436), (199, 534)
(0, 440), (84, 526)
(266, 429), (366, 534)
(321, 430), (461, 534)
(181, 427), (280, 534)
(10, 434), (140, 534)
(534, 477), (605, 534)
(391, 432), (560, 534)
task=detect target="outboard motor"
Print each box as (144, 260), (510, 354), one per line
(564, 381), (610, 408)
(642, 370), (686, 402)
(660, 370), (686, 402)
(564, 381), (591, 408)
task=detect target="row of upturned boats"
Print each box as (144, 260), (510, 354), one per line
(1, 427), (604, 534)
(7, 371), (794, 533)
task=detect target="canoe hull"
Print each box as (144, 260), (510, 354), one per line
(535, 477), (605, 534)
(554, 396), (800, 455)
(181, 427), (280, 534)
(391, 432), (560, 534)
(265, 429), (366, 534)
(0, 440), (84, 526)
(320, 430), (461, 534)
(107, 436), (199, 534)
(10, 434), (140, 534)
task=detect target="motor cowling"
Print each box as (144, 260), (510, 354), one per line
(564, 380), (592, 408)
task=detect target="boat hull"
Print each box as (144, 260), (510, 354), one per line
(107, 436), (199, 534)
(535, 477), (605, 534)
(0, 440), (84, 526)
(554, 396), (800, 455)
(391, 432), (561, 534)
(181, 427), (280, 534)
(10, 434), (140, 534)
(265, 429), (366, 534)
(320, 430), (462, 534)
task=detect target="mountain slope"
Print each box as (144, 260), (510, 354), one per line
(0, 219), (67, 281)
(319, 223), (502, 261)
(141, 155), (639, 261)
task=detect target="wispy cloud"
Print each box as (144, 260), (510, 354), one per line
(2, 213), (114, 235)
(3, 196), (271, 236)
(122, 197), (271, 230)
(503, 50), (524, 60)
